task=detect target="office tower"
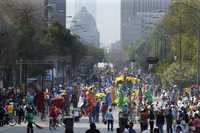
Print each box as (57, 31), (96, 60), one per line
(121, 0), (171, 47)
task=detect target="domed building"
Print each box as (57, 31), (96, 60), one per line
(70, 7), (100, 47)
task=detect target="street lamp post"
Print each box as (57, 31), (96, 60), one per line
(179, 7), (183, 70)
(19, 59), (23, 86)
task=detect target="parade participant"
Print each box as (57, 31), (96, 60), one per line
(26, 106), (34, 133)
(117, 128), (123, 133)
(94, 99), (100, 122)
(123, 124), (129, 133)
(154, 128), (159, 133)
(149, 107), (155, 133)
(71, 94), (78, 108)
(49, 104), (59, 129)
(174, 120), (184, 133)
(85, 123), (100, 133)
(78, 94), (86, 117)
(106, 108), (114, 131)
(193, 113), (200, 133)
(6, 102), (14, 115)
(140, 108), (148, 132)
(0, 103), (5, 127)
(101, 102), (108, 123)
(16, 104), (25, 124)
(34, 90), (45, 120)
(129, 122), (136, 133)
(156, 110), (165, 133)
(175, 125), (183, 133)
(166, 109), (173, 133)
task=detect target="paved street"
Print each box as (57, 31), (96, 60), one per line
(1, 1), (200, 133)
(0, 110), (142, 133)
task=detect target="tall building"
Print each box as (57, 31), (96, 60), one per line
(121, 0), (171, 47)
(47, 0), (66, 27)
(79, 0), (97, 20)
(66, 0), (97, 28)
(70, 7), (100, 47)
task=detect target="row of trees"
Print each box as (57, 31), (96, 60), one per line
(125, 0), (200, 88)
(0, 0), (104, 87)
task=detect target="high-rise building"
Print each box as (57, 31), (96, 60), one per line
(80, 0), (97, 20)
(70, 7), (100, 47)
(46, 0), (66, 27)
(66, 0), (97, 28)
(121, 0), (171, 47)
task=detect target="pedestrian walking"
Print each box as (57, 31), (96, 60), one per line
(106, 108), (114, 131)
(85, 123), (100, 133)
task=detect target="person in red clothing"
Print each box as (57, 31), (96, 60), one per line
(49, 104), (59, 130)
(193, 113), (200, 133)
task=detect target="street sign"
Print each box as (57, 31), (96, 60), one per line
(146, 57), (159, 64)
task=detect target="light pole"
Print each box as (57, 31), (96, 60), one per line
(179, 6), (183, 70)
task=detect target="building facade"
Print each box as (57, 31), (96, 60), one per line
(79, 0), (97, 20)
(47, 0), (66, 27)
(66, 0), (97, 28)
(70, 7), (100, 47)
(121, 0), (171, 47)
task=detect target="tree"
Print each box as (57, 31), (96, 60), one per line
(151, 0), (200, 88)
(0, 0), (51, 87)
(0, 0), (105, 87)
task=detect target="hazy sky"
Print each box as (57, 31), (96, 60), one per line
(97, 0), (120, 46)
(66, 0), (120, 46)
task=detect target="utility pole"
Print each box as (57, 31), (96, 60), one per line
(19, 59), (23, 86)
(179, 6), (182, 70)
(197, 21), (200, 91)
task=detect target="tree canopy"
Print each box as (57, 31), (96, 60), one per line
(0, 0), (104, 87)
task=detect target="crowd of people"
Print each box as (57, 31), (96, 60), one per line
(0, 66), (199, 133)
